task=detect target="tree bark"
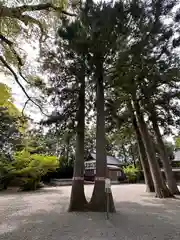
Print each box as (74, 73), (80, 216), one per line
(0, 4), (75, 19)
(150, 109), (179, 195)
(132, 100), (173, 198)
(132, 113), (155, 192)
(68, 73), (87, 211)
(88, 61), (115, 212)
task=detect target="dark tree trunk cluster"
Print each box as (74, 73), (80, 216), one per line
(131, 100), (175, 198)
(132, 112), (155, 193)
(69, 58), (116, 212)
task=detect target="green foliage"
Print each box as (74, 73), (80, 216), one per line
(28, 76), (46, 89)
(25, 127), (63, 155)
(0, 150), (58, 191)
(13, 150), (58, 190)
(175, 137), (180, 149)
(59, 156), (71, 168)
(172, 161), (180, 168)
(0, 82), (24, 118)
(0, 82), (12, 105)
(0, 83), (27, 154)
(53, 156), (73, 179)
(0, 0), (69, 70)
(0, 154), (15, 189)
(123, 164), (140, 183)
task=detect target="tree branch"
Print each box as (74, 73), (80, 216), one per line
(22, 99), (30, 116)
(0, 55), (48, 117)
(0, 34), (13, 46)
(0, 32), (32, 85)
(16, 3), (76, 16)
(0, 3), (76, 18)
(18, 14), (45, 42)
(0, 36), (31, 88)
(0, 32), (23, 65)
(0, 3), (75, 48)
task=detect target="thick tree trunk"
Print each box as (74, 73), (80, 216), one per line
(88, 62), (115, 212)
(150, 110), (179, 195)
(132, 100), (173, 198)
(69, 75), (87, 211)
(132, 113), (154, 192)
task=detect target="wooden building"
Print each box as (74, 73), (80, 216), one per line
(84, 153), (126, 182)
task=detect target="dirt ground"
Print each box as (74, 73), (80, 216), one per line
(0, 184), (180, 240)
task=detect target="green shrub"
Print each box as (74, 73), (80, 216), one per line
(172, 161), (180, 168)
(0, 150), (58, 191)
(123, 164), (140, 183)
(0, 155), (15, 190)
(13, 150), (58, 191)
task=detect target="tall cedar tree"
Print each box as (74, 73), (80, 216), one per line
(111, 0), (178, 197)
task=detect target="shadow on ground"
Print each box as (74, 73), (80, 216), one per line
(1, 196), (180, 239)
(0, 187), (65, 196)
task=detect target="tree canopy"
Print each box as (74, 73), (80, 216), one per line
(2, 0), (180, 204)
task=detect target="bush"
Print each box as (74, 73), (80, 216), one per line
(0, 150), (58, 191)
(0, 155), (15, 190)
(57, 156), (73, 178)
(123, 164), (141, 183)
(13, 150), (58, 191)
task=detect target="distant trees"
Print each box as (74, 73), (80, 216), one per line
(0, 83), (59, 191)
(0, 83), (25, 154)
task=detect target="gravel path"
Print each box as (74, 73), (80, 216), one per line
(0, 184), (180, 240)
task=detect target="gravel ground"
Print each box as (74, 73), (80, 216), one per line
(0, 184), (180, 240)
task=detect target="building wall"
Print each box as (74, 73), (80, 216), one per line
(84, 169), (122, 182)
(84, 159), (125, 181)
